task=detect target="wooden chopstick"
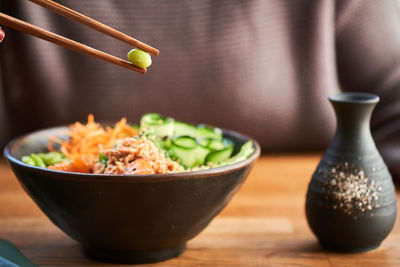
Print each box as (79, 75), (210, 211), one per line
(28, 0), (159, 56)
(0, 12), (146, 74)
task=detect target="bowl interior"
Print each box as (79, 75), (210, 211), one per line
(10, 127), (67, 159)
(6, 126), (260, 178)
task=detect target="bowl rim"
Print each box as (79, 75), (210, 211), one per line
(4, 126), (261, 182)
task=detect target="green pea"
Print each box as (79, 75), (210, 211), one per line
(42, 152), (65, 166)
(29, 154), (46, 168)
(127, 49), (152, 68)
(21, 156), (36, 166)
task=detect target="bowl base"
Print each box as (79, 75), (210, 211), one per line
(319, 241), (380, 253)
(82, 244), (186, 264)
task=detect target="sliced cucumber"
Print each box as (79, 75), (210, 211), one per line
(173, 136), (197, 149)
(197, 138), (211, 148)
(173, 121), (198, 137)
(206, 146), (234, 164)
(196, 124), (223, 139)
(169, 137), (211, 168)
(140, 113), (174, 137)
(208, 139), (226, 151)
(170, 145), (210, 169)
(163, 138), (172, 149)
(219, 141), (254, 166)
(173, 122), (222, 141)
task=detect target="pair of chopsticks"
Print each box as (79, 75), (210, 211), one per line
(0, 0), (159, 74)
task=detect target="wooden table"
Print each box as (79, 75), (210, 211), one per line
(1, 155), (399, 266)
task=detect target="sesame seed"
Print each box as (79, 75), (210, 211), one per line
(323, 163), (381, 216)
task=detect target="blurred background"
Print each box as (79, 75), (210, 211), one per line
(0, 1), (339, 149)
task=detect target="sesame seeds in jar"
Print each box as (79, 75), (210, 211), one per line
(321, 162), (382, 219)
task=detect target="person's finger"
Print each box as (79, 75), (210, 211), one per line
(0, 26), (5, 43)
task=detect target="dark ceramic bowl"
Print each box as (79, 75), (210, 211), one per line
(4, 127), (260, 264)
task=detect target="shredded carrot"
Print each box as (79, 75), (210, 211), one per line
(48, 114), (139, 173)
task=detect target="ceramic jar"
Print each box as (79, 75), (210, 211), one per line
(306, 92), (397, 252)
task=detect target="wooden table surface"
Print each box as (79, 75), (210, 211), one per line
(1, 154), (399, 267)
